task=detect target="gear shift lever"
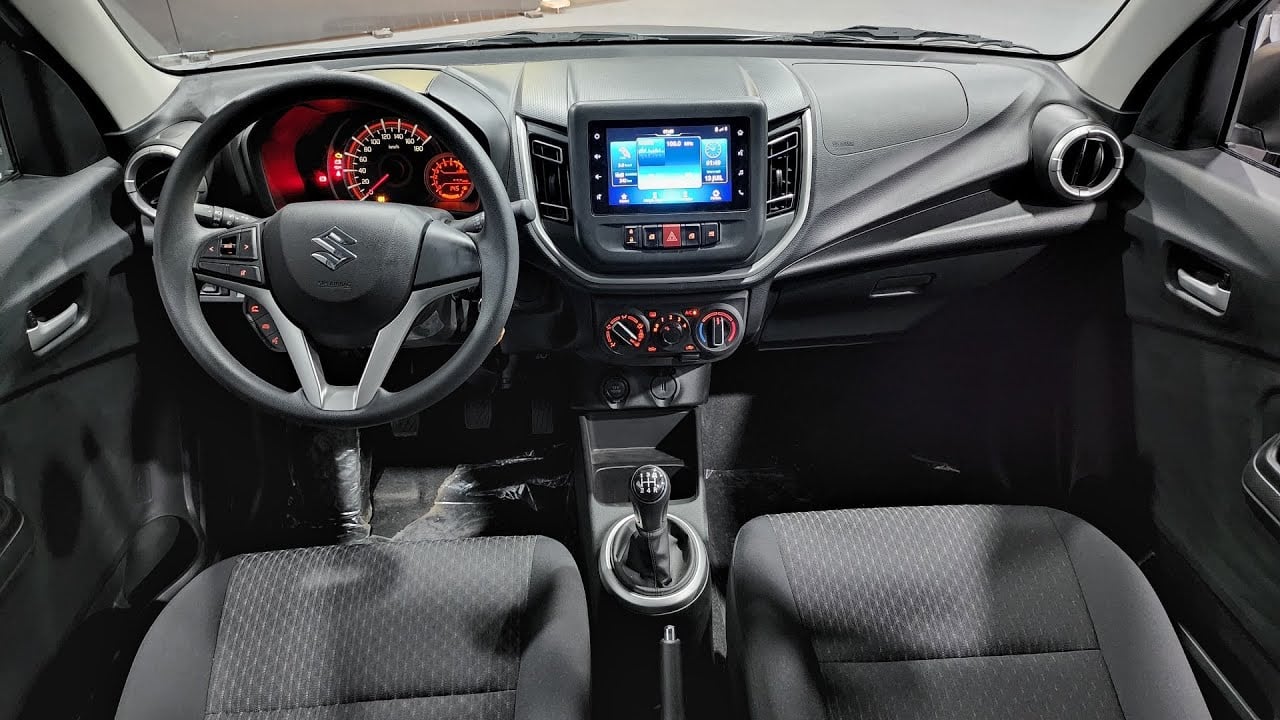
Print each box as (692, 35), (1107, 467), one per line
(618, 465), (674, 588)
(630, 464), (671, 533)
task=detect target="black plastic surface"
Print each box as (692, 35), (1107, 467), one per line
(764, 245), (1044, 348)
(1244, 434), (1280, 538)
(0, 44), (105, 176)
(0, 494), (31, 599)
(793, 63), (967, 154)
(1120, 135), (1280, 714)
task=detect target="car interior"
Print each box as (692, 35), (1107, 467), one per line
(2, 0), (1280, 718)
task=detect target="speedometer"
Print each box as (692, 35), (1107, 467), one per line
(330, 117), (435, 203)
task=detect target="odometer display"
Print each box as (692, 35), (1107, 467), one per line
(426, 153), (473, 203)
(331, 117), (436, 203)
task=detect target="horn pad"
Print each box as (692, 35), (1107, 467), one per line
(262, 202), (425, 348)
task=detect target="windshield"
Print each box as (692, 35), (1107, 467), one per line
(99, 0), (1128, 68)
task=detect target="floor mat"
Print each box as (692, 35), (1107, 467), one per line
(371, 445), (573, 543)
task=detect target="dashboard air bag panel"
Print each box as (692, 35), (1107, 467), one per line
(795, 63), (968, 154)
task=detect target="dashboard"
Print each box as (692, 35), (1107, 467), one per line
(251, 100), (478, 213)
(123, 46), (1126, 406)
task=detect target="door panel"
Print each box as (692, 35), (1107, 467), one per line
(1122, 137), (1280, 719)
(0, 35), (203, 718)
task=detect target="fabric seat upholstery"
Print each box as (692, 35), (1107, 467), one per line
(116, 536), (589, 720)
(727, 505), (1212, 720)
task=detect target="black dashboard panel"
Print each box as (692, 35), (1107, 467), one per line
(123, 43), (1117, 357)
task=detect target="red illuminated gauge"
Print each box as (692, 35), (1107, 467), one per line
(604, 313), (648, 354)
(426, 153), (473, 203)
(332, 118), (434, 202)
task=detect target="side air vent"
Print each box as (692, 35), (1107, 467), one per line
(124, 144), (180, 219)
(530, 136), (571, 223)
(766, 129), (800, 217)
(1048, 125), (1124, 200)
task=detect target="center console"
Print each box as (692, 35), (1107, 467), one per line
(568, 100), (769, 272)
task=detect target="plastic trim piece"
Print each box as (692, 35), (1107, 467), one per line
(123, 143), (179, 219)
(1047, 123), (1125, 200)
(1244, 433), (1280, 536)
(193, 275), (478, 410)
(598, 514), (708, 616)
(512, 111), (814, 290)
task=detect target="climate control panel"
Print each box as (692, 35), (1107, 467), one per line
(598, 297), (745, 363)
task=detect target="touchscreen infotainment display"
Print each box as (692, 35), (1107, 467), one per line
(587, 118), (751, 214)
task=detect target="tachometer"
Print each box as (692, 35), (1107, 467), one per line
(425, 153), (473, 203)
(331, 117), (434, 202)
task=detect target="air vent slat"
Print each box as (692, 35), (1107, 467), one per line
(529, 136), (571, 223)
(766, 129), (800, 217)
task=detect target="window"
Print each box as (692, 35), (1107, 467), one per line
(1227, 0), (1280, 166)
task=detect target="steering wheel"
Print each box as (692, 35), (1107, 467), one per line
(153, 72), (518, 427)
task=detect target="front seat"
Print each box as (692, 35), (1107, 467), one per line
(727, 505), (1212, 720)
(116, 536), (589, 720)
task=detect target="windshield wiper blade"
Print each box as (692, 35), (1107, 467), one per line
(430, 29), (664, 49)
(745, 25), (1037, 53)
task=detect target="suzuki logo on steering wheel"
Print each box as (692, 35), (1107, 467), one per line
(310, 227), (359, 271)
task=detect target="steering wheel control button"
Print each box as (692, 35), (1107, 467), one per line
(244, 299), (267, 320)
(200, 239), (222, 258)
(228, 263), (263, 284)
(601, 375), (630, 404)
(680, 224), (701, 247)
(700, 223), (720, 247)
(196, 260), (229, 276)
(234, 227), (260, 260)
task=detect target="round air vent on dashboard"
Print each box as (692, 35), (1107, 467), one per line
(1047, 125), (1124, 200)
(1031, 105), (1124, 202)
(123, 144), (180, 219)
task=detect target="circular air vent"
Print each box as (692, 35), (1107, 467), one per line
(123, 144), (180, 219)
(1046, 124), (1124, 201)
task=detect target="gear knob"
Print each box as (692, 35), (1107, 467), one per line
(629, 464), (671, 533)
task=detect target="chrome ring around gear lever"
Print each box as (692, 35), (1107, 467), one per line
(599, 515), (708, 616)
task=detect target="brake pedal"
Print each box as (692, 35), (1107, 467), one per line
(464, 397), (493, 430)
(390, 414), (419, 438)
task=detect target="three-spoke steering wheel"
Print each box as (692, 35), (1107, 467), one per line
(153, 73), (518, 427)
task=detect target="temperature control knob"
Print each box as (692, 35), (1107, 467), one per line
(696, 308), (741, 353)
(604, 312), (648, 354)
(655, 313), (692, 349)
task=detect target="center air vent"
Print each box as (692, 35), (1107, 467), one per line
(766, 129), (801, 217)
(529, 136), (571, 223)
(124, 144), (180, 219)
(1048, 125), (1124, 200)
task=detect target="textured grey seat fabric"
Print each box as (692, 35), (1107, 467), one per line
(727, 505), (1212, 720)
(116, 536), (589, 720)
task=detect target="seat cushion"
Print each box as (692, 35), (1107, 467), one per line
(116, 536), (589, 720)
(727, 505), (1211, 720)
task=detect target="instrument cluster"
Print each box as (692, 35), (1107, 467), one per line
(255, 100), (478, 213)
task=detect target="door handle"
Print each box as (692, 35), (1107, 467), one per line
(25, 302), (79, 352)
(1175, 269), (1231, 315)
